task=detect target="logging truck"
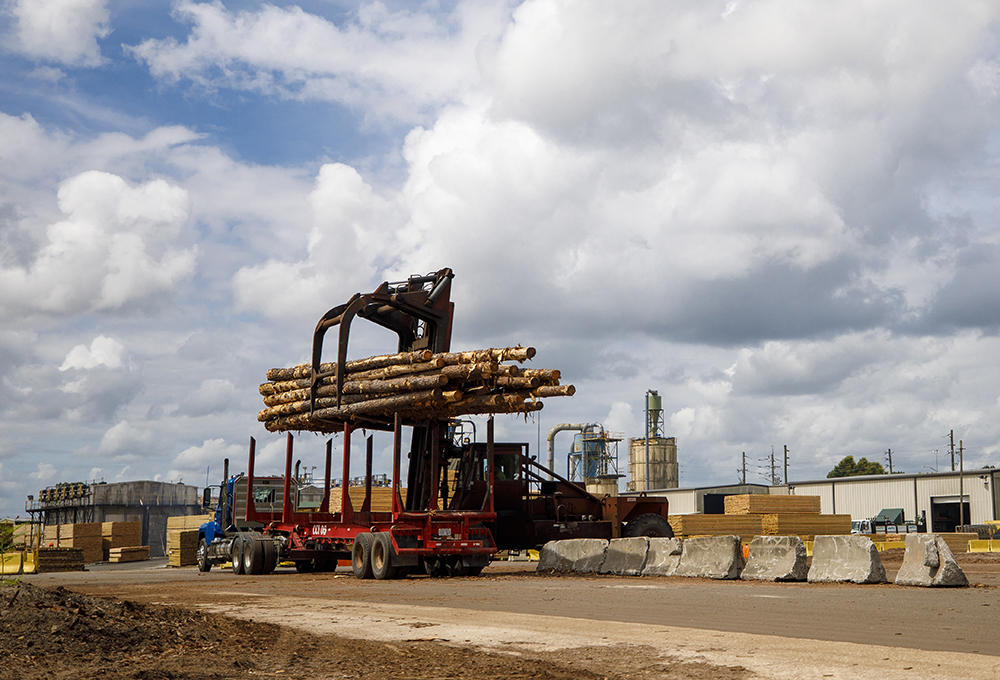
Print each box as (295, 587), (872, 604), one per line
(196, 268), (670, 578)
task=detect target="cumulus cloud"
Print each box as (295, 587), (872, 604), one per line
(99, 421), (156, 459)
(0, 171), (196, 320)
(126, 0), (512, 123)
(28, 461), (57, 481)
(9, 0), (110, 67)
(60, 335), (126, 371)
(169, 437), (246, 482)
(174, 378), (238, 417)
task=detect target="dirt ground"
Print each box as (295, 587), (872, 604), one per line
(5, 551), (1000, 680)
(0, 581), (749, 680)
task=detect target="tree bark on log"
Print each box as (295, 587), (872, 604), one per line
(259, 388), (451, 424)
(265, 349), (433, 382)
(532, 384), (575, 398)
(435, 347), (535, 365)
(520, 368), (560, 381)
(262, 373), (450, 407)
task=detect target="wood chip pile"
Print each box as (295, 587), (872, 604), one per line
(258, 346), (573, 433)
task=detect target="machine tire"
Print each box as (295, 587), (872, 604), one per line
(624, 513), (674, 538)
(294, 559), (314, 573)
(196, 538), (212, 572)
(243, 533), (265, 575)
(371, 533), (399, 580)
(261, 538), (278, 574)
(352, 533), (374, 579)
(231, 534), (245, 574)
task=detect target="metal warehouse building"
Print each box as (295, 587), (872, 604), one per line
(636, 468), (1000, 532)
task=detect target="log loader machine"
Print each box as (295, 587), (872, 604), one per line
(195, 268), (671, 578)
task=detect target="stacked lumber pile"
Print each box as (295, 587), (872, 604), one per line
(101, 521), (142, 560)
(760, 513), (851, 538)
(167, 530), (199, 567)
(43, 523), (104, 563)
(258, 347), (572, 433)
(668, 514), (765, 540)
(938, 532), (978, 554)
(166, 515), (212, 567)
(36, 547), (84, 573)
(108, 546), (150, 563)
(329, 486), (403, 513)
(724, 494), (821, 514)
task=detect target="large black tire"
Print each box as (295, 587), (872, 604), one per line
(231, 534), (245, 574)
(371, 533), (399, 580)
(243, 534), (265, 575)
(294, 559), (314, 573)
(196, 538), (212, 572)
(261, 538), (278, 574)
(624, 513), (674, 538)
(352, 533), (374, 579)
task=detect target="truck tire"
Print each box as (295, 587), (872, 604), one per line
(196, 538), (212, 572)
(371, 533), (399, 580)
(624, 513), (674, 538)
(352, 532), (374, 579)
(243, 534), (265, 575)
(294, 559), (314, 573)
(261, 537), (278, 574)
(231, 534), (245, 574)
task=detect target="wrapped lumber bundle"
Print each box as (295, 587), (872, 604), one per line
(167, 529), (199, 567)
(36, 547), (85, 573)
(761, 513), (851, 538)
(668, 514), (765, 541)
(108, 546), (150, 563)
(166, 514), (213, 531)
(724, 494), (821, 515)
(258, 346), (574, 433)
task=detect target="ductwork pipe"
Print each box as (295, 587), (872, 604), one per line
(546, 423), (598, 480)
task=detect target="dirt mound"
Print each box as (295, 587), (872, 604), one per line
(3, 582), (740, 679)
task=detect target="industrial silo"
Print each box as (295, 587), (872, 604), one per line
(627, 390), (679, 491)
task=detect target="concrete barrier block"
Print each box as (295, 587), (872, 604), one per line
(599, 537), (649, 576)
(741, 535), (808, 582)
(674, 535), (744, 580)
(807, 535), (886, 584)
(536, 539), (608, 573)
(895, 534), (969, 587)
(642, 537), (684, 576)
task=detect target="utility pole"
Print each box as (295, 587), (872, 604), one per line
(783, 445), (789, 486)
(959, 440), (965, 528)
(741, 452), (747, 485)
(949, 430), (956, 471)
(885, 448), (893, 474)
(770, 447), (781, 485)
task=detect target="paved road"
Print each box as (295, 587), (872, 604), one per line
(24, 559), (1000, 679)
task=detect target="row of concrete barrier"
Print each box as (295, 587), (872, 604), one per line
(537, 533), (968, 587)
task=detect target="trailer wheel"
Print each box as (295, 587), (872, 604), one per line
(261, 538), (278, 574)
(196, 538), (212, 572)
(231, 534), (245, 574)
(624, 513), (674, 538)
(295, 559), (314, 573)
(371, 533), (399, 580)
(352, 533), (374, 579)
(243, 534), (265, 575)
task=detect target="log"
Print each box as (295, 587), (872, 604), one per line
(347, 358), (446, 381)
(260, 388), (450, 424)
(266, 349), (433, 382)
(262, 373), (449, 407)
(495, 376), (540, 389)
(436, 399), (544, 418)
(260, 360), (494, 399)
(532, 385), (575, 398)
(520, 368), (560, 381)
(435, 347), (535, 365)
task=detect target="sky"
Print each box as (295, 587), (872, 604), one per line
(3, 0), (1000, 518)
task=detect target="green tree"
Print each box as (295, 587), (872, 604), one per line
(827, 455), (886, 478)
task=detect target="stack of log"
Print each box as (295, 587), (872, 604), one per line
(258, 347), (573, 433)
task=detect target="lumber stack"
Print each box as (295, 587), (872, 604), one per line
(46, 523), (104, 563)
(329, 486), (403, 513)
(724, 494), (821, 515)
(668, 514), (765, 540)
(760, 513), (851, 538)
(258, 347), (573, 433)
(167, 529), (200, 567)
(36, 547), (85, 573)
(101, 521), (143, 560)
(108, 546), (150, 563)
(938, 532), (978, 554)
